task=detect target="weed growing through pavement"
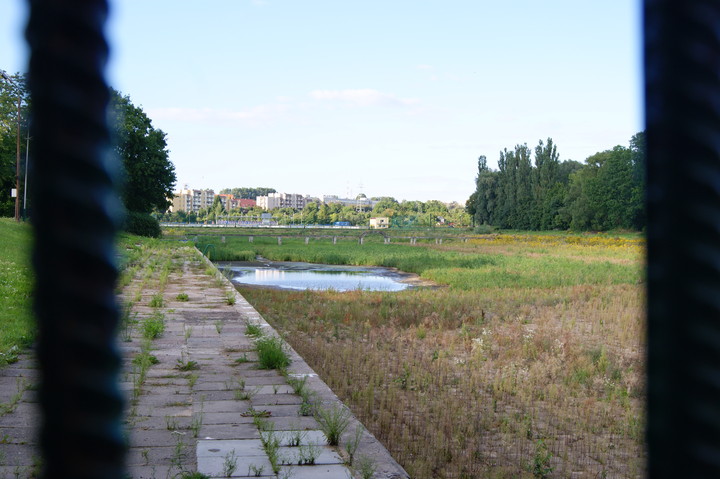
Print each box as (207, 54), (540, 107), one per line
(171, 436), (187, 468)
(225, 291), (236, 306)
(176, 292), (189, 302)
(190, 406), (204, 438)
(165, 415), (179, 431)
(234, 353), (250, 364)
(245, 321), (263, 337)
(286, 428), (306, 448)
(175, 351), (199, 371)
(355, 455), (377, 479)
(119, 302), (138, 342)
(260, 429), (282, 473)
(287, 376), (318, 416)
(141, 312), (165, 340)
(235, 387), (259, 401)
(222, 451), (238, 477)
(255, 335), (290, 370)
(186, 373), (199, 388)
(295, 443), (320, 465)
(315, 405), (351, 446)
(214, 320), (224, 334)
(0, 378), (27, 416)
(148, 293), (164, 308)
(132, 352), (159, 367)
(247, 464), (265, 477)
(344, 426), (363, 465)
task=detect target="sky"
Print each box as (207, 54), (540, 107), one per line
(0, 1), (642, 204)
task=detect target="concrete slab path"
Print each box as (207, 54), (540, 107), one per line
(0, 246), (408, 479)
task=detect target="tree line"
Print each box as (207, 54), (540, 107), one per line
(219, 187), (276, 199)
(0, 76), (176, 235)
(161, 196), (471, 227)
(466, 133), (645, 231)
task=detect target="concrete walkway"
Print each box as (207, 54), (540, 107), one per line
(0, 248), (408, 479)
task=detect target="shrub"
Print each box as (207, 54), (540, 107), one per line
(124, 211), (161, 238)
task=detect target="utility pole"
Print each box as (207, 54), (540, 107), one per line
(15, 94), (20, 221)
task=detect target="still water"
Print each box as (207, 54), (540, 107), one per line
(218, 260), (412, 292)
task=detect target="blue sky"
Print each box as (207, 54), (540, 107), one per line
(1, 0), (642, 203)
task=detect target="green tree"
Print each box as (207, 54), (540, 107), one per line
(303, 202), (319, 224)
(567, 145), (636, 231)
(533, 138), (561, 229)
(219, 187), (276, 199)
(371, 197), (399, 216)
(0, 72), (30, 218)
(110, 89), (176, 214)
(629, 131), (646, 229)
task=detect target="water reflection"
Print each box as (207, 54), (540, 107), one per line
(218, 261), (411, 292)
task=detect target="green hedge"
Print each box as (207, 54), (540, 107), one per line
(124, 211), (161, 238)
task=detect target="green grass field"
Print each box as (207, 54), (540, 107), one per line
(0, 219), (33, 363)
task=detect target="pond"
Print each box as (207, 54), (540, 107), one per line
(217, 260), (418, 292)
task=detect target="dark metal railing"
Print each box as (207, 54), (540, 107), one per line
(26, 0), (126, 477)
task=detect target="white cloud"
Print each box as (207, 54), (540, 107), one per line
(310, 89), (419, 108)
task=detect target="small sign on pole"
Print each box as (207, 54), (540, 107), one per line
(10, 188), (16, 198)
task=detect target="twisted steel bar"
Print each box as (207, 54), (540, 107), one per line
(26, 0), (126, 478)
(646, 0), (720, 476)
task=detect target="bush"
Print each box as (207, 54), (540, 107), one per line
(124, 211), (161, 238)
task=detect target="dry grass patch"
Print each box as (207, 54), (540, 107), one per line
(241, 282), (645, 478)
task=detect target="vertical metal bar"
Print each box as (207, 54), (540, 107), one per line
(25, 0), (126, 478)
(645, 0), (720, 476)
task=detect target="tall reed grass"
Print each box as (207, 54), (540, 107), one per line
(235, 233), (645, 478)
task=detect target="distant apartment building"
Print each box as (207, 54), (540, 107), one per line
(257, 192), (309, 210)
(322, 194), (377, 210)
(171, 188), (215, 213)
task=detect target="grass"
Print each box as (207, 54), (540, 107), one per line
(315, 405), (351, 446)
(0, 219), (33, 363)
(236, 232), (646, 478)
(255, 335), (291, 370)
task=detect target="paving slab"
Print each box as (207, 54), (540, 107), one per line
(261, 429), (328, 446)
(198, 454), (273, 478)
(199, 423), (260, 440)
(197, 439), (265, 457)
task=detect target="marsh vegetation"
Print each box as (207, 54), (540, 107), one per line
(217, 231), (645, 478)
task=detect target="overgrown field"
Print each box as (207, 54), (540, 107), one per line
(0, 218), (33, 364)
(218, 232), (645, 478)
